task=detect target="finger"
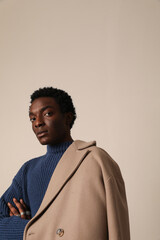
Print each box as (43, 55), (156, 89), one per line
(13, 198), (27, 219)
(20, 199), (31, 219)
(8, 202), (19, 216)
(25, 212), (31, 219)
(9, 210), (14, 217)
(20, 199), (27, 210)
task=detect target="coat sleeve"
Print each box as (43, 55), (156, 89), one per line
(99, 149), (130, 240)
(0, 165), (30, 240)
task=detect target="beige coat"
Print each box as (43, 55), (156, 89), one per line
(23, 140), (130, 240)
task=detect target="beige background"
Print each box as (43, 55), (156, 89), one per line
(0, 0), (160, 239)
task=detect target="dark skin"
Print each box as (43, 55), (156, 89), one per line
(8, 97), (73, 219)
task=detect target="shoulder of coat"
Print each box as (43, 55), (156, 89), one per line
(73, 139), (117, 167)
(73, 140), (123, 180)
(73, 140), (113, 160)
(73, 139), (97, 150)
(88, 145), (122, 180)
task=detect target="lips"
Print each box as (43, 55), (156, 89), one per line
(36, 130), (48, 137)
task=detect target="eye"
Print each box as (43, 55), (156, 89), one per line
(44, 111), (53, 117)
(30, 117), (36, 122)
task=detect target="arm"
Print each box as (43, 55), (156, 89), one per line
(0, 165), (30, 240)
(105, 176), (130, 239)
(98, 148), (130, 239)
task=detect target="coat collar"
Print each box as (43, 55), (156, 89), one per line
(24, 140), (96, 233)
(73, 139), (96, 150)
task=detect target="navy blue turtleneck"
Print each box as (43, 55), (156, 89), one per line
(0, 140), (73, 240)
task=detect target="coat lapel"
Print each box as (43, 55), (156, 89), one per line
(25, 140), (96, 229)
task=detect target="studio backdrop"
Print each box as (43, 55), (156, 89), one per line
(0, 1), (160, 239)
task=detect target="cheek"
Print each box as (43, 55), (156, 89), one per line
(46, 119), (58, 131)
(49, 119), (66, 132)
(32, 124), (36, 133)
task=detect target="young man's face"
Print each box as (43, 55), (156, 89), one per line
(29, 97), (72, 145)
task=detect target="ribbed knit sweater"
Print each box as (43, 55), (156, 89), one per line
(0, 141), (73, 240)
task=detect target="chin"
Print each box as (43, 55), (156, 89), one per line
(40, 141), (48, 145)
(38, 137), (50, 145)
(39, 140), (48, 145)
(37, 136), (63, 145)
(39, 138), (57, 145)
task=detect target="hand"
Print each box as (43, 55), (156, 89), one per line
(8, 198), (31, 220)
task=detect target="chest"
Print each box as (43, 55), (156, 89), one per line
(26, 158), (59, 216)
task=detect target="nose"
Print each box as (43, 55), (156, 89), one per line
(34, 117), (45, 128)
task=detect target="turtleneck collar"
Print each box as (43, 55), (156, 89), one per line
(46, 140), (74, 155)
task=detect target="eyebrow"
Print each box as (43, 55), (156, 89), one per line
(29, 105), (55, 116)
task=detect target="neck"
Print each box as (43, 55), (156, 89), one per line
(47, 140), (74, 154)
(49, 134), (73, 146)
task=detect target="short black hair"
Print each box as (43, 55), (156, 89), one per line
(30, 87), (76, 129)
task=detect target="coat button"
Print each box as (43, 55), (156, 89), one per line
(56, 228), (64, 237)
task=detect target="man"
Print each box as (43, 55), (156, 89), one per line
(0, 87), (130, 240)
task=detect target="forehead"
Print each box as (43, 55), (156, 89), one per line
(29, 97), (60, 114)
